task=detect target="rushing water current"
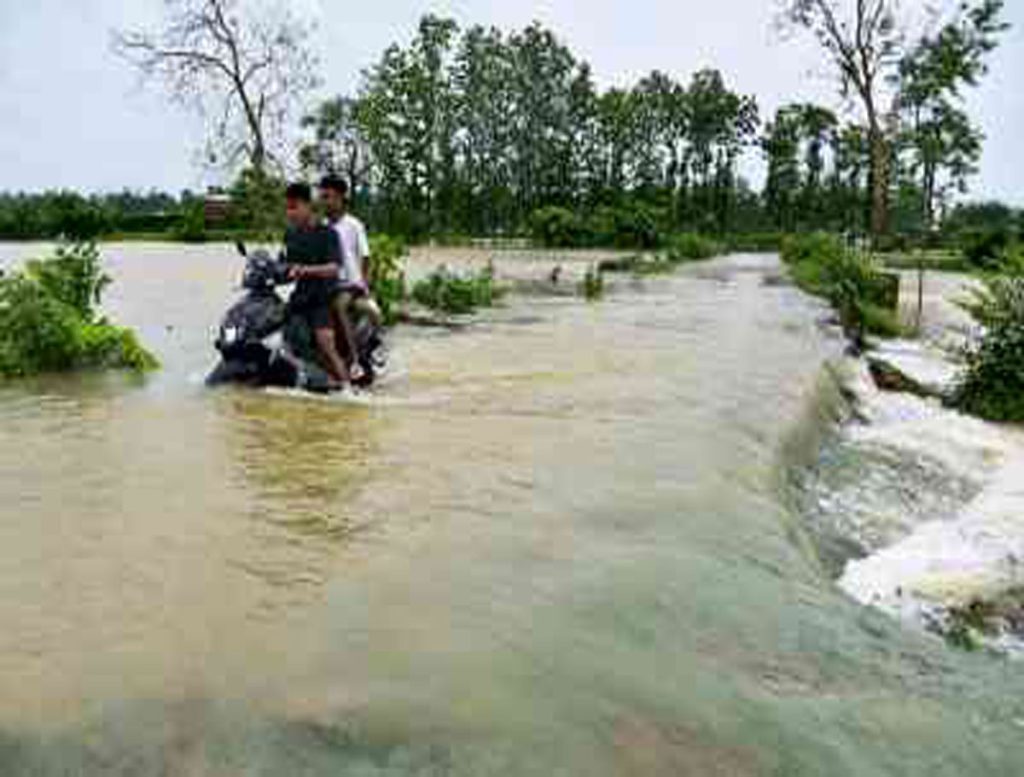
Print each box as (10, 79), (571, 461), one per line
(0, 244), (1021, 776)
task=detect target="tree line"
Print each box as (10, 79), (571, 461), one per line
(295, 4), (1007, 243)
(0, 1), (1011, 247)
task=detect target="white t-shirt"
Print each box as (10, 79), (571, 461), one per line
(331, 214), (370, 289)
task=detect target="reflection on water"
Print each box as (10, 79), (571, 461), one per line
(0, 244), (1022, 775)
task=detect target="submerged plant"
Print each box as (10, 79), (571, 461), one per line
(411, 264), (501, 315)
(0, 241), (158, 378)
(580, 265), (604, 300)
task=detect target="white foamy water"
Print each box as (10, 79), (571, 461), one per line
(831, 336), (1024, 653)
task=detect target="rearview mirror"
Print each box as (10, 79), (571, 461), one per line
(235, 241), (247, 257)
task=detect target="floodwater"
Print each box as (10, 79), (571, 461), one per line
(0, 243), (1021, 775)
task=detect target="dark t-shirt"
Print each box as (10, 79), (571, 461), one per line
(283, 223), (341, 310)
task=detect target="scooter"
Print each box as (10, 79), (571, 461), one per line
(205, 242), (385, 392)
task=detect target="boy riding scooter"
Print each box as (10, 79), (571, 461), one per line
(318, 176), (382, 379)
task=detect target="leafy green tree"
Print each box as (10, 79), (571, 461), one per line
(897, 0), (1007, 227)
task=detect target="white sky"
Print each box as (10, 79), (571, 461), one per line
(1, 0), (1021, 203)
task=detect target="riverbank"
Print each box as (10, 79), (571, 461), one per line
(798, 270), (1024, 654)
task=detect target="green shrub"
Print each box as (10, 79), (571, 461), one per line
(580, 265), (604, 300)
(666, 232), (721, 262)
(368, 234), (408, 325)
(954, 270), (1024, 422)
(24, 241), (109, 319)
(530, 207), (579, 248)
(78, 323), (160, 371)
(782, 232), (902, 340)
(0, 275), (86, 375)
(172, 200), (207, 243)
(961, 228), (1014, 270)
(0, 242), (158, 378)
(411, 265), (500, 315)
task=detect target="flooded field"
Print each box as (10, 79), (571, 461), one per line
(0, 243), (1021, 776)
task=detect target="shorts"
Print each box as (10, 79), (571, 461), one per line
(334, 286), (380, 320)
(290, 299), (333, 331)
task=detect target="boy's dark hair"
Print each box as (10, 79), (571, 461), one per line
(285, 182), (312, 202)
(319, 175), (349, 196)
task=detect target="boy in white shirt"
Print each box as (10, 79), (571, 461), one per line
(319, 176), (383, 372)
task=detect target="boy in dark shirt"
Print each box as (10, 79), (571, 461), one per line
(282, 182), (350, 387)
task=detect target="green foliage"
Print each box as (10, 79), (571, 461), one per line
(228, 168), (286, 240)
(172, 200), (207, 243)
(666, 233), (722, 262)
(24, 242), (110, 320)
(580, 265), (604, 300)
(78, 323), (161, 372)
(954, 268), (1024, 421)
(411, 264), (500, 315)
(307, 16), (758, 239)
(0, 276), (86, 376)
(530, 207), (579, 248)
(961, 227), (1014, 270)
(782, 232), (902, 339)
(0, 242), (158, 378)
(368, 234), (408, 325)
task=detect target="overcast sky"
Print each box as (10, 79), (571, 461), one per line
(1, 0), (1021, 203)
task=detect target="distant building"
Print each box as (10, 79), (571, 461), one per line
(203, 193), (233, 225)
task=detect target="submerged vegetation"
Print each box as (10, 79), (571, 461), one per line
(410, 264), (501, 315)
(580, 265), (605, 300)
(0, 243), (158, 377)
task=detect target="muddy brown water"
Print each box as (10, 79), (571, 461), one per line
(0, 243), (1021, 776)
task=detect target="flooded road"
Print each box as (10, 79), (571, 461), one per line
(0, 243), (1021, 775)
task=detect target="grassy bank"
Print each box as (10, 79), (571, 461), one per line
(781, 233), (903, 341)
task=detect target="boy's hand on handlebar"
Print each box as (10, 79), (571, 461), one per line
(287, 265), (303, 281)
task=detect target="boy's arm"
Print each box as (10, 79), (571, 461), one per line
(288, 230), (341, 280)
(358, 223), (372, 285)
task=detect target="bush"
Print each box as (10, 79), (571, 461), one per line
(0, 242), (158, 378)
(368, 234), (408, 325)
(411, 265), (500, 315)
(24, 241), (109, 319)
(954, 270), (1024, 421)
(961, 228), (1014, 270)
(0, 276), (87, 375)
(580, 265), (604, 300)
(171, 201), (207, 243)
(782, 232), (902, 340)
(666, 232), (722, 262)
(530, 207), (579, 248)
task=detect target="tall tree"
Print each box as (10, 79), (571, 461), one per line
(897, 0), (1007, 227)
(781, 0), (1006, 239)
(780, 0), (904, 237)
(113, 0), (320, 173)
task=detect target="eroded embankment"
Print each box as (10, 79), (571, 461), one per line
(787, 325), (1024, 654)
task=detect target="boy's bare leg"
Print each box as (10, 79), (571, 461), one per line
(333, 294), (362, 373)
(314, 326), (350, 386)
(356, 296), (383, 329)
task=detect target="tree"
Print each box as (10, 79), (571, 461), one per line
(780, 0), (905, 237)
(113, 0), (320, 173)
(781, 0), (1007, 239)
(897, 0), (1007, 227)
(299, 96), (372, 195)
